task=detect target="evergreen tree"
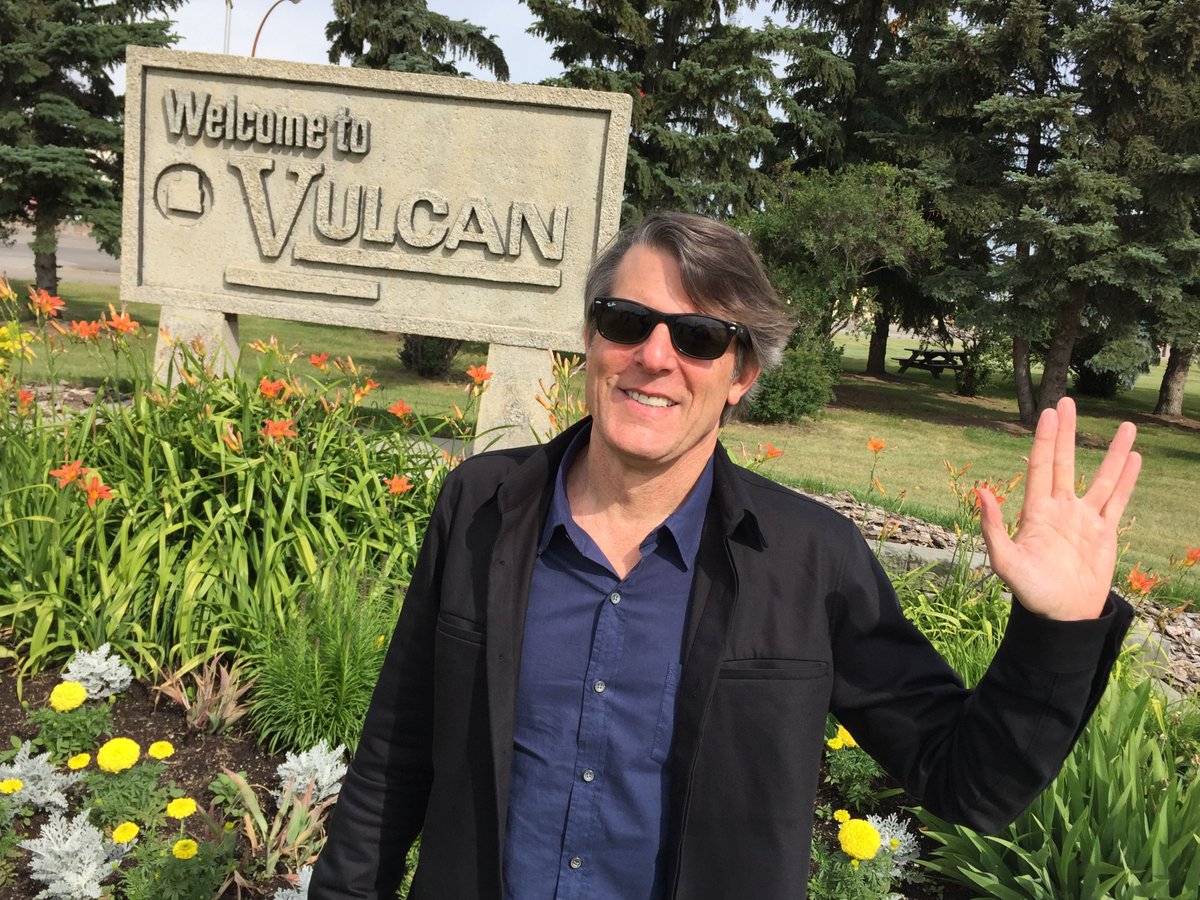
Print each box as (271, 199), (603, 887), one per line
(767, 1), (951, 374)
(522, 0), (793, 220)
(883, 1), (1192, 424)
(327, 0), (509, 80)
(0, 0), (181, 293)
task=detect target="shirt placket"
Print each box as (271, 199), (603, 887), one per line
(556, 580), (627, 899)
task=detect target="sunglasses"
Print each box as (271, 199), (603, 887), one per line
(589, 297), (748, 361)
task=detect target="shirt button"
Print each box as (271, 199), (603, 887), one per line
(609, 591), (621, 604)
(594, 680), (606, 693)
(582, 769), (595, 783)
(569, 856), (583, 870)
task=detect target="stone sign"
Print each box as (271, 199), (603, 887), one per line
(121, 47), (630, 445)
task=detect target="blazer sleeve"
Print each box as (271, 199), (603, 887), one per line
(828, 531), (1132, 833)
(309, 473), (460, 899)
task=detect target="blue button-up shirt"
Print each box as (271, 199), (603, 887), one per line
(503, 431), (714, 900)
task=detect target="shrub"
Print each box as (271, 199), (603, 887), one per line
(398, 334), (463, 377)
(0, 330), (446, 678)
(246, 565), (403, 754)
(743, 333), (842, 424)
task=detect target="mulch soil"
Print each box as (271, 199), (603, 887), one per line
(0, 665), (291, 898)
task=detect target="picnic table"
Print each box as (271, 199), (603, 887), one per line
(892, 347), (968, 378)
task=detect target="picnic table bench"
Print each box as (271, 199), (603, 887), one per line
(892, 347), (968, 378)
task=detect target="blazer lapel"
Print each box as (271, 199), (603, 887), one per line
(665, 445), (764, 892)
(484, 421), (586, 860)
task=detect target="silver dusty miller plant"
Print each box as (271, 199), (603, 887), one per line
(0, 741), (79, 812)
(275, 740), (347, 803)
(272, 864), (313, 900)
(19, 810), (116, 900)
(62, 643), (132, 700)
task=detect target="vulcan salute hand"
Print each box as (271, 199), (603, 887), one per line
(977, 397), (1142, 621)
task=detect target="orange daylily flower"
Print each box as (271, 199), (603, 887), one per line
(353, 378), (381, 404)
(763, 443), (783, 461)
(49, 459), (90, 488)
(384, 474), (413, 495)
(309, 352), (329, 369)
(219, 423), (242, 453)
(1180, 547), (1200, 570)
(102, 304), (139, 336)
(259, 377), (289, 400)
(70, 320), (102, 340)
(866, 437), (887, 454)
(388, 398), (413, 418)
(83, 476), (113, 508)
(28, 287), (65, 318)
(17, 389), (34, 414)
(261, 418), (297, 443)
(1125, 564), (1164, 596)
(466, 364), (493, 385)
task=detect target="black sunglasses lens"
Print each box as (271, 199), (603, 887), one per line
(597, 302), (655, 344)
(672, 317), (731, 359)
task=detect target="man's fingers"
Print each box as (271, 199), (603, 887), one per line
(1101, 451), (1142, 528)
(1084, 421), (1137, 511)
(1052, 397), (1077, 498)
(977, 487), (1014, 573)
(1025, 405), (1058, 501)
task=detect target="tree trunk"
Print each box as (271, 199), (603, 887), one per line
(31, 213), (59, 294)
(865, 309), (889, 375)
(1035, 286), (1089, 417)
(1154, 343), (1193, 417)
(1013, 335), (1037, 426)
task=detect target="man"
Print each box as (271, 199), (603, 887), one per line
(312, 212), (1139, 899)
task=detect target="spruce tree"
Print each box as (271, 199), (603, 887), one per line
(327, 0), (509, 79)
(522, 0), (792, 220)
(882, 1), (1189, 424)
(0, 0), (180, 293)
(767, 1), (952, 374)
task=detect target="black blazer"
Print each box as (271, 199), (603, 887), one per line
(312, 419), (1131, 899)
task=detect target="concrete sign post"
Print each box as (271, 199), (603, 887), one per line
(122, 47), (630, 448)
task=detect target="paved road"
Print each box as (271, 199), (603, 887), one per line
(0, 223), (120, 285)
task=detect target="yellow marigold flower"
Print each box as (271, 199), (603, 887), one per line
(148, 741), (175, 760)
(0, 778), (22, 794)
(172, 838), (198, 860)
(112, 822), (139, 844)
(826, 736), (844, 750)
(166, 797), (197, 819)
(839, 818), (882, 861)
(67, 752), (91, 771)
(889, 837), (900, 851)
(833, 809), (851, 824)
(834, 724), (858, 749)
(97, 737), (141, 773)
(49, 681), (87, 712)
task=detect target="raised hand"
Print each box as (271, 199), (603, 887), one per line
(977, 397), (1141, 621)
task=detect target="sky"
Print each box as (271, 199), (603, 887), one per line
(151, 0), (561, 85)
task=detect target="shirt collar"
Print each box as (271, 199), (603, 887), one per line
(538, 423), (715, 573)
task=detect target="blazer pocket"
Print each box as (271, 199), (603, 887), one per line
(436, 611), (485, 645)
(719, 658), (828, 681)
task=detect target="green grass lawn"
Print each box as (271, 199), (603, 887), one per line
(726, 332), (1200, 599)
(12, 281), (1199, 602)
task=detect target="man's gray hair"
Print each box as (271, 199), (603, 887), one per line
(584, 211), (794, 379)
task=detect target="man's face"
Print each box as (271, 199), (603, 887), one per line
(584, 244), (760, 479)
